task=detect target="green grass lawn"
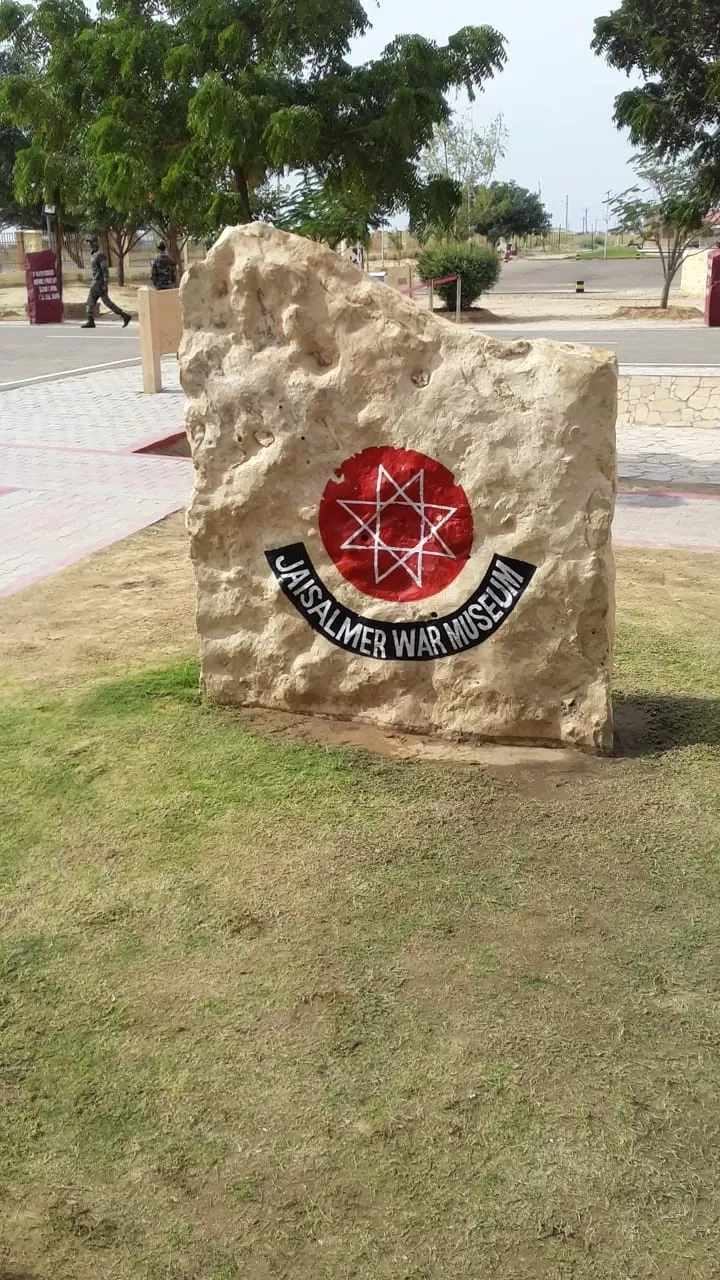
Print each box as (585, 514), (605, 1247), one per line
(575, 247), (645, 260)
(1, 532), (719, 1280)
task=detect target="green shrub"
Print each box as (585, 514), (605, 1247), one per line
(417, 244), (500, 310)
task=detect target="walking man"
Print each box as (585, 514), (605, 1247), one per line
(82, 235), (132, 329)
(151, 241), (177, 290)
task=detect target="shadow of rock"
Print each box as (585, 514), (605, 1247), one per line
(617, 490), (687, 509)
(614, 694), (720, 757)
(618, 455), (720, 488)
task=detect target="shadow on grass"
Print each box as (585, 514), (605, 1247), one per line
(614, 694), (720, 757)
(74, 662), (719, 760)
(77, 659), (201, 716)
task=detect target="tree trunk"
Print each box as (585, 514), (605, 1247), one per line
(660, 272), (672, 309)
(232, 166), (251, 222)
(53, 204), (63, 296)
(165, 224), (180, 263)
(116, 233), (126, 287)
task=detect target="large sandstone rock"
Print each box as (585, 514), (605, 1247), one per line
(180, 224), (617, 752)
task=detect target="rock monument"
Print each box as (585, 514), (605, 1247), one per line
(180, 224), (617, 752)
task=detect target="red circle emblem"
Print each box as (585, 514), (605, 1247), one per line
(318, 446), (474, 602)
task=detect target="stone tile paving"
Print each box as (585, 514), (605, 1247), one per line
(0, 443), (190, 496)
(618, 425), (720, 487)
(0, 360), (183, 452)
(0, 361), (718, 600)
(0, 361), (191, 598)
(0, 481), (192, 598)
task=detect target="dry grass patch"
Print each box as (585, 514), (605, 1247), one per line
(614, 305), (704, 321)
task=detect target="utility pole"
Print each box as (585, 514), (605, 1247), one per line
(565, 194), (569, 235)
(603, 189), (612, 260)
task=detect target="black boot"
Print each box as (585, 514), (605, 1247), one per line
(81, 318), (96, 329)
(122, 312), (132, 327)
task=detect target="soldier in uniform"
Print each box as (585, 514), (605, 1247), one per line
(151, 241), (178, 290)
(81, 235), (132, 329)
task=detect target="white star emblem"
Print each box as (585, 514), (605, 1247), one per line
(337, 463), (458, 588)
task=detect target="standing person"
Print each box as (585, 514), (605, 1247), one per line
(81, 235), (132, 329)
(151, 241), (177, 290)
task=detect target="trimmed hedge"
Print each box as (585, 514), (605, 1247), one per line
(417, 244), (500, 311)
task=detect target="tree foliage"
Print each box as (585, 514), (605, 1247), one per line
(592, 0), (720, 200)
(417, 108), (507, 238)
(418, 242), (500, 309)
(0, 0), (507, 265)
(0, 47), (41, 227)
(610, 152), (708, 307)
(471, 181), (551, 245)
(276, 177), (386, 251)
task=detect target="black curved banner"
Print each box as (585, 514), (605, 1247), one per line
(266, 543), (536, 662)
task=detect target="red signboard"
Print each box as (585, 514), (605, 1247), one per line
(25, 249), (64, 324)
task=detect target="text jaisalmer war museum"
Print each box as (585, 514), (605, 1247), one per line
(179, 224), (617, 754)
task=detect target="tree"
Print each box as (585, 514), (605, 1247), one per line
(389, 228), (405, 261)
(167, 7), (507, 239)
(611, 153), (707, 307)
(0, 48), (42, 227)
(0, 0), (101, 285)
(471, 181), (551, 245)
(1, 0), (508, 261)
(592, 0), (720, 200)
(81, 0), (199, 259)
(417, 108), (508, 238)
(81, 0), (507, 244)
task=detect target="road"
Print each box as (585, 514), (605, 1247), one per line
(1, 287), (720, 386)
(0, 322), (139, 386)
(493, 256), (676, 294)
(480, 325), (720, 366)
(7, 321), (717, 383)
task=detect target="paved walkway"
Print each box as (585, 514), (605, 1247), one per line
(0, 362), (718, 599)
(619, 425), (720, 487)
(0, 362), (191, 597)
(615, 489), (720, 551)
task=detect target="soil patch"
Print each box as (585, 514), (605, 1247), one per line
(614, 305), (704, 321)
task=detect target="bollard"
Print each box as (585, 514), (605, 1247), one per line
(576, 280), (585, 294)
(138, 286), (182, 393)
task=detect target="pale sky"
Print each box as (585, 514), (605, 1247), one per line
(352, 0), (637, 232)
